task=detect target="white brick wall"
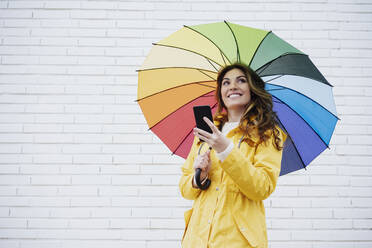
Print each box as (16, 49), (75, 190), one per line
(0, 0), (371, 247)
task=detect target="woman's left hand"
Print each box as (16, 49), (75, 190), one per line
(193, 117), (231, 153)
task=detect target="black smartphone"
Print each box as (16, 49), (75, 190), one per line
(193, 105), (213, 136)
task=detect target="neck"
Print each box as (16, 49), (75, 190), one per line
(227, 108), (245, 122)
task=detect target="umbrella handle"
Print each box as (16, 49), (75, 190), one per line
(195, 168), (211, 190)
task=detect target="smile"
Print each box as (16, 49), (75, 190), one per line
(227, 93), (242, 98)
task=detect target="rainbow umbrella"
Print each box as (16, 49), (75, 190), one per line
(137, 21), (339, 175)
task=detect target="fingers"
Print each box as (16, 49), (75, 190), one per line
(193, 152), (210, 171)
(193, 128), (212, 145)
(193, 127), (211, 139)
(203, 117), (219, 133)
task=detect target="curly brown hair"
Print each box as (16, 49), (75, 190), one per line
(214, 62), (284, 151)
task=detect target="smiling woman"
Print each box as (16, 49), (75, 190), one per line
(179, 62), (287, 248)
(220, 68), (252, 122)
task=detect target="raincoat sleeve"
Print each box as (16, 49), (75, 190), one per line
(179, 137), (202, 200)
(219, 127), (287, 201)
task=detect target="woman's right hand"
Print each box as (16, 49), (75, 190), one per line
(193, 150), (211, 181)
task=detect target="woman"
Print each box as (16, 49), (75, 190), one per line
(179, 63), (287, 248)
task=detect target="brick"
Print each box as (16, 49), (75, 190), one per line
(10, 207), (49, 217)
(0, 241), (18, 248)
(271, 197), (311, 207)
(271, 219), (312, 229)
(31, 175), (70, 185)
(8, 1), (44, 8)
(70, 197), (111, 207)
(78, 20), (115, 28)
(70, 10), (107, 19)
(65, 104), (103, 114)
(91, 207), (131, 218)
(293, 208), (333, 218)
(98, 186), (138, 196)
(0, 124), (23, 132)
(73, 154), (112, 164)
(78, 56), (115, 65)
(63, 124), (101, 133)
(32, 10), (69, 19)
(69, 219), (110, 228)
(20, 165), (59, 174)
(17, 186), (58, 196)
(58, 186), (98, 196)
(50, 207), (90, 218)
(118, 2), (155, 11)
(62, 144), (101, 154)
(39, 56), (77, 65)
(292, 230), (372, 241)
(132, 207), (173, 218)
(34, 134), (74, 143)
(73, 115), (113, 124)
(111, 218), (150, 229)
(3, 19), (41, 28)
(351, 177), (372, 187)
(71, 175), (111, 185)
(24, 124), (63, 133)
(28, 218), (68, 228)
(73, 134), (112, 143)
(25, 104), (64, 113)
(112, 175), (152, 185)
(29, 197), (69, 207)
(0, 9), (33, 18)
(0, 144), (22, 153)
(311, 197), (352, 207)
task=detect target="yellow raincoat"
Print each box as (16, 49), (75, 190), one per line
(179, 123), (287, 248)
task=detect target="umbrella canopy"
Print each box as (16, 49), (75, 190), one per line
(137, 21), (339, 176)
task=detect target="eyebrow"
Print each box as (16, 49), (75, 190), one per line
(222, 75), (247, 80)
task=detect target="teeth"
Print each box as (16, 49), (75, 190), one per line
(228, 94), (241, 98)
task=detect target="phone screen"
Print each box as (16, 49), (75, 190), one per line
(193, 105), (213, 135)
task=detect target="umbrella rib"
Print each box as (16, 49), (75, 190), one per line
(136, 80), (216, 102)
(264, 75), (338, 120)
(148, 90), (216, 130)
(206, 58), (219, 72)
(198, 82), (216, 89)
(266, 82), (340, 120)
(273, 111), (307, 171)
(272, 96), (331, 149)
(256, 53), (332, 87)
(220, 50), (227, 67)
(263, 74), (284, 83)
(198, 69), (217, 81)
(171, 101), (219, 156)
(249, 31), (272, 68)
(224, 20), (240, 63)
(171, 128), (194, 156)
(184, 25), (232, 65)
(151, 43), (223, 68)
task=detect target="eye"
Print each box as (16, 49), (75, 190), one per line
(239, 78), (246, 83)
(222, 81), (229, 86)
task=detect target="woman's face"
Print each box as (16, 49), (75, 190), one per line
(221, 68), (251, 112)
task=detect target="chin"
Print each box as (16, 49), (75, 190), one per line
(226, 103), (247, 110)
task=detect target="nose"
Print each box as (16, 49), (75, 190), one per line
(228, 81), (238, 90)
